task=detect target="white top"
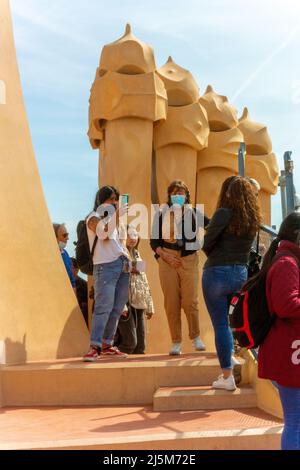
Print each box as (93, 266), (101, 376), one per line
(86, 212), (129, 265)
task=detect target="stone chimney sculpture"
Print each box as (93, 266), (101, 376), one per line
(154, 57), (209, 204)
(239, 108), (279, 224)
(197, 85), (243, 216)
(88, 24), (168, 207)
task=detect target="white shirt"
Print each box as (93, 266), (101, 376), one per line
(87, 212), (129, 265)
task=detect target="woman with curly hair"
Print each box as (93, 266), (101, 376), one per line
(202, 176), (262, 391)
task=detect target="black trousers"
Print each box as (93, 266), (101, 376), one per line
(115, 305), (146, 354)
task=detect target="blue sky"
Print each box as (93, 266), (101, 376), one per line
(10, 0), (300, 254)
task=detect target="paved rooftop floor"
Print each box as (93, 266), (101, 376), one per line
(0, 404), (282, 450)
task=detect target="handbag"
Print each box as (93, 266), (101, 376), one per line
(129, 273), (149, 310)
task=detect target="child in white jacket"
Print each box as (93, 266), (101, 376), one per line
(115, 227), (154, 354)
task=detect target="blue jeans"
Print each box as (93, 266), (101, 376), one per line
(202, 265), (248, 370)
(277, 384), (300, 450)
(91, 256), (129, 348)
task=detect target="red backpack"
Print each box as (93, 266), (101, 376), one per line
(229, 252), (299, 349)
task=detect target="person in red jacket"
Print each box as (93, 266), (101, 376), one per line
(258, 212), (300, 450)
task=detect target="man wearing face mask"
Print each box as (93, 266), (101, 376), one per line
(53, 223), (76, 292)
(150, 181), (209, 356)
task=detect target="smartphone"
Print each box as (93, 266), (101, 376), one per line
(121, 194), (129, 205)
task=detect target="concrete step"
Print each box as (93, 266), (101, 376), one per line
(153, 385), (257, 412)
(0, 405), (282, 450)
(0, 353), (227, 407)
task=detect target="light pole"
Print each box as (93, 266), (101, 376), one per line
(295, 193), (300, 212)
(238, 143), (246, 177)
(279, 170), (287, 219)
(284, 151), (296, 215)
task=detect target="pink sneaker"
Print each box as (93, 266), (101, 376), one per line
(102, 346), (128, 358)
(83, 346), (101, 362)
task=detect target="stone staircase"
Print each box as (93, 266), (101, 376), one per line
(0, 353), (282, 450)
(153, 385), (257, 412)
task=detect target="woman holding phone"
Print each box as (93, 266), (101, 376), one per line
(83, 186), (130, 361)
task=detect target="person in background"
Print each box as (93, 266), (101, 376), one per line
(202, 176), (262, 391)
(258, 212), (300, 450)
(53, 223), (76, 292)
(150, 180), (208, 356)
(116, 227), (154, 355)
(71, 257), (88, 327)
(246, 177), (261, 197)
(83, 186), (130, 361)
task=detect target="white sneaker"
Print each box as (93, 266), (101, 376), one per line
(212, 374), (237, 391)
(193, 336), (206, 351)
(169, 343), (182, 356)
(231, 356), (241, 366)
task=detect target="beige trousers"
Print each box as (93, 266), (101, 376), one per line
(158, 250), (200, 343)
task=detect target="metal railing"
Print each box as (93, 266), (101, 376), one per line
(281, 151), (297, 217)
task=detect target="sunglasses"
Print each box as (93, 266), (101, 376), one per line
(62, 233), (69, 238)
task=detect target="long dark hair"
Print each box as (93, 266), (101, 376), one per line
(217, 176), (262, 237)
(93, 186), (120, 211)
(246, 211), (300, 288)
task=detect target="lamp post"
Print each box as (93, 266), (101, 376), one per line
(295, 193), (300, 212)
(284, 151), (296, 215)
(279, 170), (287, 219)
(238, 142), (246, 177)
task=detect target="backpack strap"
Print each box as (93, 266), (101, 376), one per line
(256, 231), (260, 254)
(91, 235), (98, 258)
(86, 214), (99, 259)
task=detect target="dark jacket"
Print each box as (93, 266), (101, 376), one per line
(75, 275), (88, 306)
(203, 208), (254, 269)
(150, 206), (209, 259)
(258, 241), (300, 388)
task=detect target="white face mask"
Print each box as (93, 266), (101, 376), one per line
(59, 241), (67, 250)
